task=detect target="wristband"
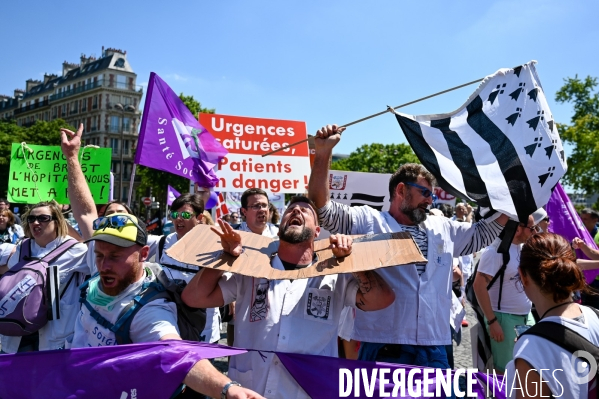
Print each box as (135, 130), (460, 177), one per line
(487, 317), (498, 326)
(221, 381), (241, 399)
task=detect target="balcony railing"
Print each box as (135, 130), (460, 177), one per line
(108, 125), (134, 134)
(49, 79), (143, 102)
(13, 99), (49, 115)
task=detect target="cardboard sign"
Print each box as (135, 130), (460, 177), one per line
(199, 113), (310, 194)
(165, 225), (426, 280)
(8, 144), (111, 204)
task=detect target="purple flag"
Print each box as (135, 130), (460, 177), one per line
(547, 183), (599, 283)
(136, 73), (228, 187)
(167, 184), (181, 206)
(0, 341), (245, 399)
(277, 352), (497, 399)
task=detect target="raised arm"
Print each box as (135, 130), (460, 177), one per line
(308, 124), (345, 209)
(61, 124), (98, 240)
(181, 220), (241, 308)
(572, 237), (599, 260)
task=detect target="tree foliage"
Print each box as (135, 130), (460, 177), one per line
(0, 119), (74, 198)
(555, 75), (599, 194)
(330, 142), (420, 174)
(135, 93), (215, 206)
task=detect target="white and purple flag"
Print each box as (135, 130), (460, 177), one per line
(166, 185), (181, 206)
(394, 61), (567, 222)
(136, 73), (228, 187)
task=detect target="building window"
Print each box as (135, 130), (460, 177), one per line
(117, 75), (127, 89)
(111, 138), (119, 155)
(111, 94), (121, 105)
(110, 116), (119, 132)
(123, 139), (130, 156)
(123, 117), (131, 132)
(92, 95), (98, 109)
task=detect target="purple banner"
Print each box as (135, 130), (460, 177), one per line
(0, 341), (245, 399)
(547, 182), (599, 282)
(0, 341), (508, 399)
(167, 184), (181, 206)
(136, 73), (228, 187)
(277, 352), (500, 399)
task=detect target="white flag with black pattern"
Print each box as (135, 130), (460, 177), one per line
(393, 61), (566, 222)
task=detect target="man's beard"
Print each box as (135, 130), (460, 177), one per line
(279, 224), (314, 244)
(400, 191), (428, 224)
(100, 262), (142, 296)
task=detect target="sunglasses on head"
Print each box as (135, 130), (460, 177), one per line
(93, 215), (143, 232)
(27, 214), (55, 224)
(170, 211), (196, 220)
(404, 182), (437, 200)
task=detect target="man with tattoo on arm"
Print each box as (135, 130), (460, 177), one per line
(182, 196), (395, 399)
(309, 124), (510, 371)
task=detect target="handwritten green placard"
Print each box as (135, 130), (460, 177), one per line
(8, 143), (111, 204)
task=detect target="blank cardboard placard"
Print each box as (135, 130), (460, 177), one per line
(165, 225), (426, 280)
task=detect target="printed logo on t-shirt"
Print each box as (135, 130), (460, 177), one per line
(305, 288), (333, 324)
(250, 279), (269, 322)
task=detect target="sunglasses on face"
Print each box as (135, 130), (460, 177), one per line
(93, 215), (143, 232)
(520, 224), (541, 233)
(247, 203), (268, 211)
(230, 214), (240, 219)
(404, 182), (437, 200)
(27, 214), (55, 224)
(170, 211), (196, 220)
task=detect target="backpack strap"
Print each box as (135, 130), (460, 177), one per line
(79, 268), (170, 345)
(112, 278), (167, 345)
(19, 238), (32, 261)
(520, 309), (599, 367)
(158, 235), (167, 262)
(486, 251), (510, 311)
(79, 275), (116, 330)
(42, 238), (80, 320)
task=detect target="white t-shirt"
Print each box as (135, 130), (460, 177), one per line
(71, 265), (179, 348)
(505, 305), (599, 399)
(219, 255), (359, 399)
(236, 222), (279, 238)
(160, 232), (221, 343)
(2, 236), (91, 353)
(477, 242), (531, 315)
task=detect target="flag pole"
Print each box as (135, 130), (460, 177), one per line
(261, 77), (484, 157)
(127, 163), (137, 207)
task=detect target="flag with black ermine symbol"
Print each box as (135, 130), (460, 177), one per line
(392, 61), (567, 222)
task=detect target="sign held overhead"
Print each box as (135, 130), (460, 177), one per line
(199, 113), (310, 194)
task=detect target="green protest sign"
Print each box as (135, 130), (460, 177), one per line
(8, 143), (111, 204)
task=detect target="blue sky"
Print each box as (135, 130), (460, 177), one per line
(2, 0), (596, 155)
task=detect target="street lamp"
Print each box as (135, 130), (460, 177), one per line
(114, 103), (135, 201)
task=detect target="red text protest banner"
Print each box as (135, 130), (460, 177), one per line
(199, 113), (310, 193)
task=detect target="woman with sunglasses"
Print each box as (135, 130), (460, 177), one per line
(0, 201), (91, 353)
(0, 208), (24, 244)
(505, 233), (599, 398)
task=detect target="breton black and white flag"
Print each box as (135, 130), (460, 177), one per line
(393, 61), (566, 222)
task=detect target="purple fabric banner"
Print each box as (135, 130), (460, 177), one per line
(277, 352), (502, 399)
(547, 182), (599, 283)
(167, 184), (181, 206)
(0, 341), (245, 399)
(135, 73), (227, 187)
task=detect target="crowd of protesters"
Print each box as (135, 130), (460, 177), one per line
(0, 123), (598, 398)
